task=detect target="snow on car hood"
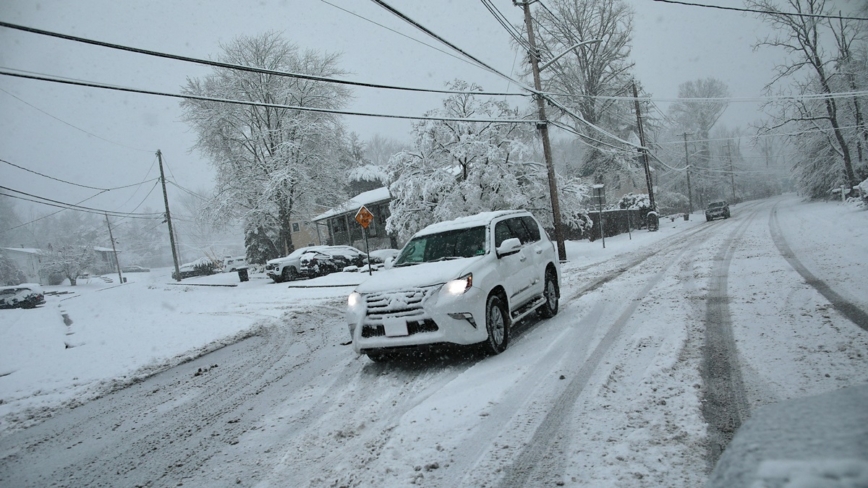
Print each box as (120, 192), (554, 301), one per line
(354, 257), (481, 294)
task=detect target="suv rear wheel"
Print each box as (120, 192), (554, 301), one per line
(484, 294), (509, 354)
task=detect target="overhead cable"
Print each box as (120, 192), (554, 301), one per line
(0, 70), (544, 124)
(0, 87), (153, 153)
(318, 0), (483, 68)
(368, 0), (645, 151)
(480, 0), (533, 53)
(0, 20), (526, 98)
(652, 0), (868, 21)
(369, 0), (517, 83)
(1, 190), (108, 233)
(0, 186), (162, 219)
(1, 157), (160, 191)
(547, 90), (868, 103)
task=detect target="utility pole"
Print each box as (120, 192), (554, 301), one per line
(632, 81), (655, 211)
(727, 141), (736, 202)
(517, 0), (566, 262)
(681, 132), (693, 213)
(104, 212), (123, 284)
(157, 150), (182, 281)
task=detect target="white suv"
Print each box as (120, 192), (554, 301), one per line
(346, 210), (560, 361)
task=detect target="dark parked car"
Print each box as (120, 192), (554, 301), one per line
(298, 250), (340, 278)
(0, 284), (46, 309)
(321, 246), (368, 270)
(705, 201), (731, 221)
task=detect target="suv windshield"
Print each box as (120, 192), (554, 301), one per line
(708, 201), (726, 208)
(394, 226), (486, 266)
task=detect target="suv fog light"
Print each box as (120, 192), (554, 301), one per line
(448, 312), (477, 328)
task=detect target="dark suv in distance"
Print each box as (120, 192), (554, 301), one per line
(705, 201), (731, 221)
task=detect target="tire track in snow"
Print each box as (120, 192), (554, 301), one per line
(769, 203), (868, 333)
(492, 235), (711, 488)
(700, 206), (758, 469)
(0, 300), (348, 487)
(432, 225), (719, 485)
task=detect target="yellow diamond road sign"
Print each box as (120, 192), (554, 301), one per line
(355, 206), (374, 229)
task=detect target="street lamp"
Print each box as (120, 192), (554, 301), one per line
(539, 39), (602, 72)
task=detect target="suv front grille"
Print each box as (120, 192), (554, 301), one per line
(364, 287), (438, 319)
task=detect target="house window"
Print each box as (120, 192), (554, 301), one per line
(292, 222), (300, 233)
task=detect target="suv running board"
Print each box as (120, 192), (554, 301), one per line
(511, 295), (546, 323)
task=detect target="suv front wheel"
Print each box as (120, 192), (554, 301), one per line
(484, 293), (509, 355)
(537, 268), (559, 318)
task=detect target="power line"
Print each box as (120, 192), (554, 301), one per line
(1, 190), (107, 234)
(1, 157), (158, 191)
(0, 69), (543, 125)
(168, 180), (208, 201)
(368, 0), (645, 151)
(116, 179), (161, 220)
(652, 0), (868, 21)
(0, 87), (152, 153)
(480, 0), (532, 53)
(369, 0), (515, 82)
(0, 20), (526, 98)
(318, 0), (483, 69)
(546, 89), (868, 103)
(0, 185), (163, 219)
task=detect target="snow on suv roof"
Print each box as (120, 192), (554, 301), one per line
(414, 210), (527, 237)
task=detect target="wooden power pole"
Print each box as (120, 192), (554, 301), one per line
(157, 150), (182, 281)
(681, 132), (693, 213)
(518, 0), (567, 262)
(104, 212), (123, 284)
(632, 81), (655, 210)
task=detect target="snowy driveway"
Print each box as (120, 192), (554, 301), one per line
(1, 195), (866, 487)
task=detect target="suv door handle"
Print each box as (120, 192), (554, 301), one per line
(519, 255), (527, 262)
(535, 248), (543, 254)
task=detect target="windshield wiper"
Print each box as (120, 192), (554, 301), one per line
(393, 262), (419, 267)
(429, 256), (461, 262)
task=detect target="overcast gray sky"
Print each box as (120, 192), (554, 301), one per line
(0, 0), (788, 222)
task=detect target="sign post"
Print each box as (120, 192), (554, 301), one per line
(354, 206), (374, 276)
(593, 184), (605, 249)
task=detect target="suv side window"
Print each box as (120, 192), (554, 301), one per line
(494, 220), (514, 247)
(519, 216), (541, 242)
(495, 216), (540, 246)
(506, 218), (531, 244)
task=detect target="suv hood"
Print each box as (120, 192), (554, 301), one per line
(355, 257), (481, 294)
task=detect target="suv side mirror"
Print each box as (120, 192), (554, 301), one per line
(384, 257), (395, 269)
(496, 238), (522, 258)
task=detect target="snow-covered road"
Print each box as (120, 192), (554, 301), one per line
(1, 195), (866, 487)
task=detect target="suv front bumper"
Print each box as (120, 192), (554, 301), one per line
(349, 285), (489, 354)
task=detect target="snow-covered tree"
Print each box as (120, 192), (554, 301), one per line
(749, 0), (865, 194)
(40, 244), (94, 286)
(532, 0), (643, 188)
(386, 80), (590, 242)
(181, 32), (351, 262)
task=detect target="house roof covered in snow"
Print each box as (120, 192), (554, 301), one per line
(93, 247), (120, 253)
(312, 187), (391, 222)
(2, 247), (43, 255)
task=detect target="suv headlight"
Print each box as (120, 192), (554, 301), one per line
(444, 273), (473, 295)
(348, 292), (362, 308)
